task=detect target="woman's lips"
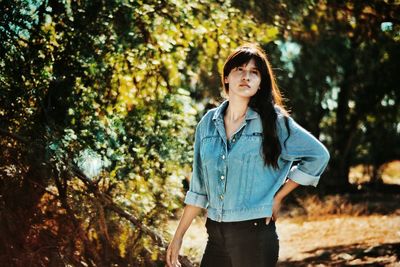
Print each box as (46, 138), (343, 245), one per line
(239, 83), (250, 88)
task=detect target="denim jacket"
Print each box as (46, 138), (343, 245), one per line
(184, 100), (330, 222)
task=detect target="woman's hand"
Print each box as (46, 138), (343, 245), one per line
(271, 197), (282, 221)
(166, 236), (183, 267)
(265, 178), (299, 225)
(166, 205), (203, 266)
(266, 197), (282, 224)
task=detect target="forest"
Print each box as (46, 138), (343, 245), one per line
(1, 0), (399, 266)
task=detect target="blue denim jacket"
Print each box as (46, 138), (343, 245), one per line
(184, 100), (330, 222)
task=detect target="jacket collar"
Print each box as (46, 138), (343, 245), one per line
(212, 99), (259, 122)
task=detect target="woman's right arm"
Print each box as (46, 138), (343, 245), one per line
(167, 119), (209, 267)
(166, 205), (204, 267)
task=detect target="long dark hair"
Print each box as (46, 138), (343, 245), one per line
(221, 43), (291, 169)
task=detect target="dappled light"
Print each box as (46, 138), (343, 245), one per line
(0, 0), (399, 266)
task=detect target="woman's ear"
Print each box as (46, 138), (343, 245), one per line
(224, 77), (228, 84)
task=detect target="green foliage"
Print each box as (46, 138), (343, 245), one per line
(0, 0), (280, 265)
(236, 0), (400, 187)
(1, 0), (398, 265)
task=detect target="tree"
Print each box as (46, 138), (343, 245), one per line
(233, 0), (400, 190)
(0, 0), (279, 265)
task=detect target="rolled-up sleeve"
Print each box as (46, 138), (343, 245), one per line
(280, 116), (330, 187)
(184, 122), (209, 208)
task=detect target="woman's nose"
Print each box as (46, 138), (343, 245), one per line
(241, 71), (250, 80)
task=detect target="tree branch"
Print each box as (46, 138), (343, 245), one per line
(0, 129), (194, 267)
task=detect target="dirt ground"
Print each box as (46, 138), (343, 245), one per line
(166, 214), (400, 266)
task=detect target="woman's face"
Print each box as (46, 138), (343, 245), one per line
(224, 58), (261, 99)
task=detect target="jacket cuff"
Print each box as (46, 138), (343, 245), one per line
(184, 191), (208, 209)
(288, 165), (320, 187)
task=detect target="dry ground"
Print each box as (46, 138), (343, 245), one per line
(166, 214), (400, 266)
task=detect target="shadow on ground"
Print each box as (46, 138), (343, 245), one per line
(278, 242), (400, 266)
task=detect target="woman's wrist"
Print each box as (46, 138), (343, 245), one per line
(174, 231), (185, 240)
(274, 194), (285, 202)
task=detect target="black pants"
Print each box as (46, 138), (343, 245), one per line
(200, 217), (279, 267)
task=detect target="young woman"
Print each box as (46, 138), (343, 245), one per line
(166, 43), (330, 267)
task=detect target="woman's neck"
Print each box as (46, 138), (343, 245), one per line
(225, 97), (249, 122)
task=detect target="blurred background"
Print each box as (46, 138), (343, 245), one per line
(0, 0), (399, 266)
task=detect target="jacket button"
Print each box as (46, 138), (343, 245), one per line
(254, 222), (258, 226)
(220, 175), (225, 180)
(220, 195), (224, 200)
(222, 155), (226, 160)
(232, 138), (236, 142)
